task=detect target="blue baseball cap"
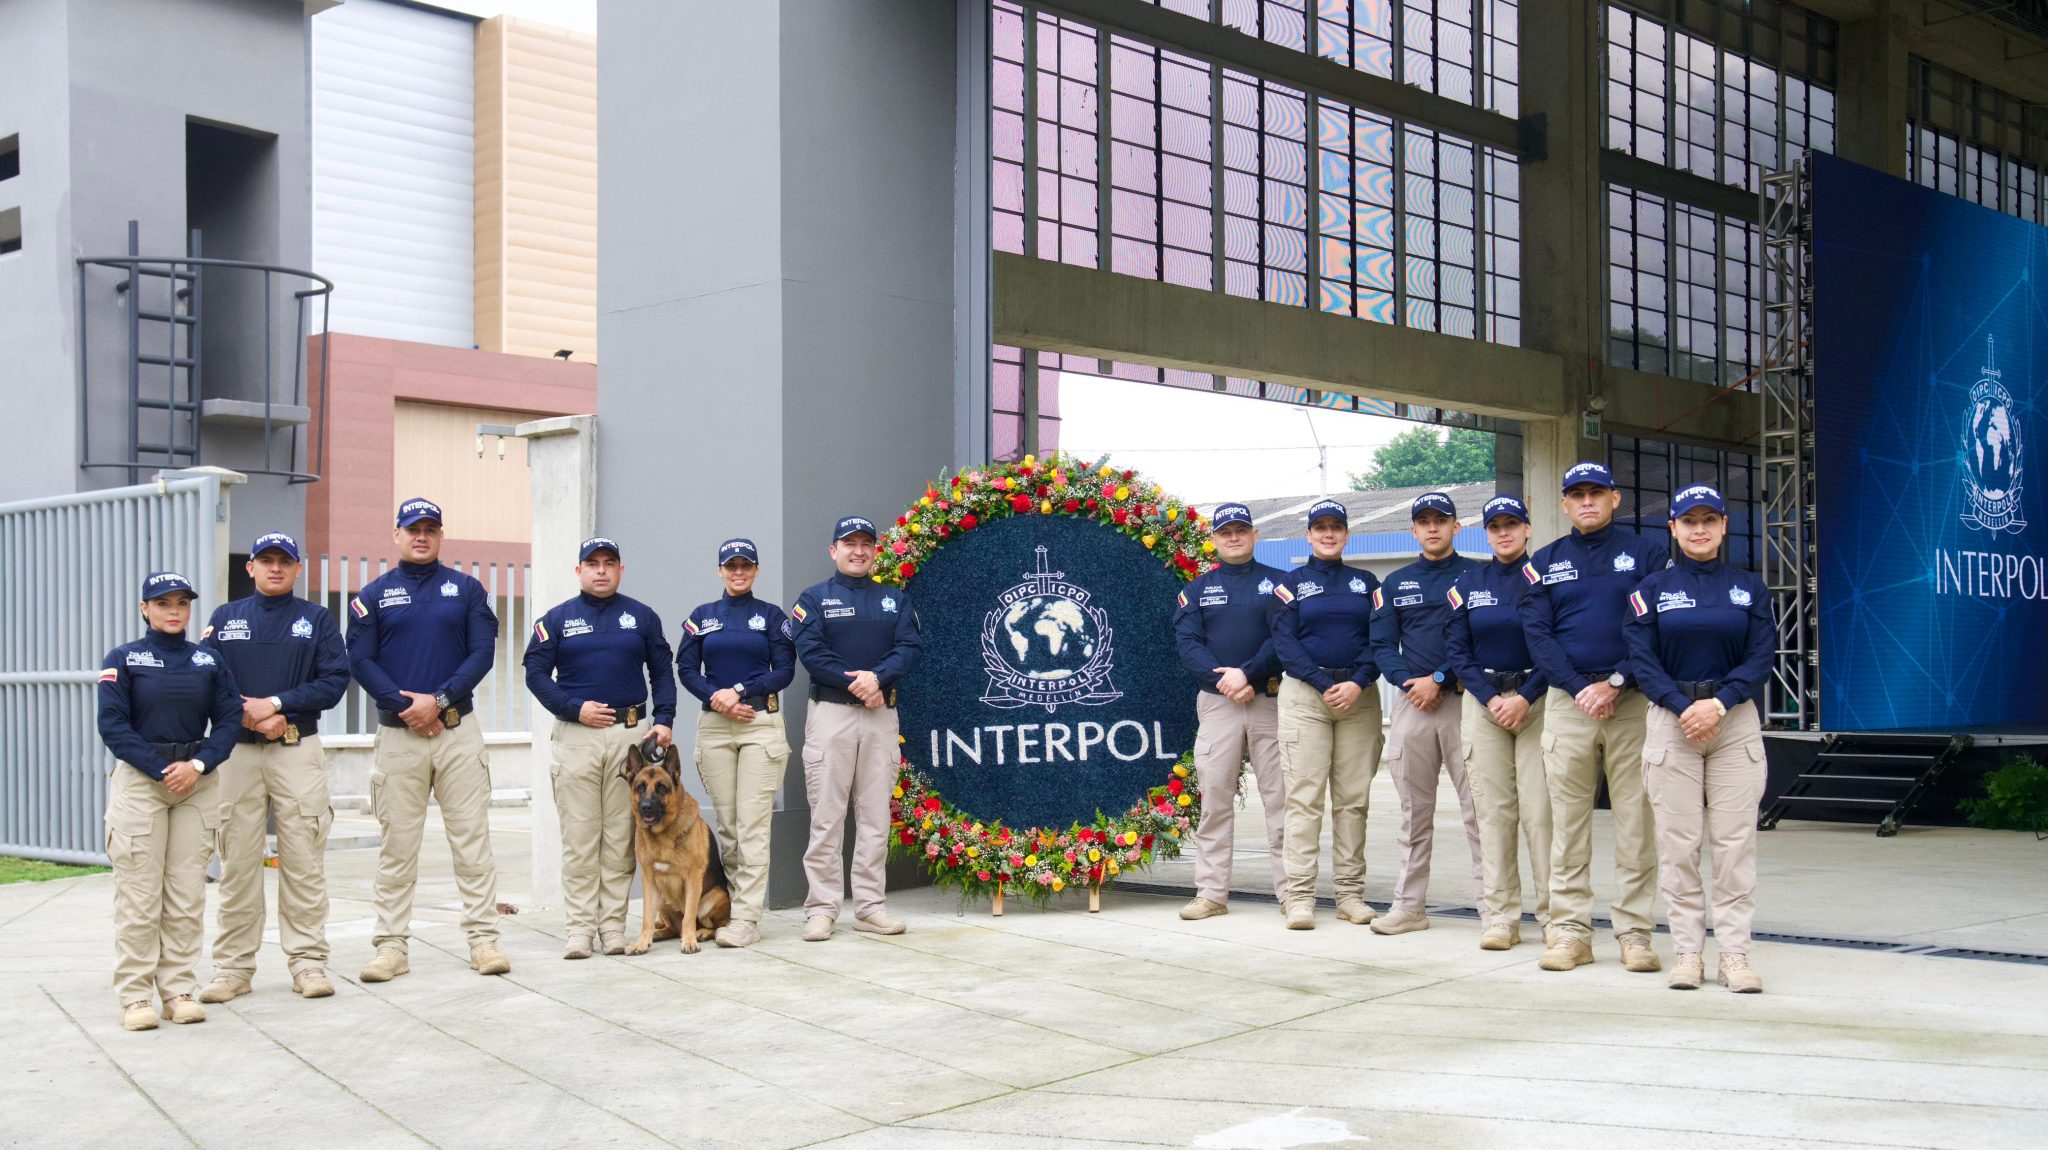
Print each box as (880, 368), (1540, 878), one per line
(718, 537), (759, 566)
(141, 571), (196, 601)
(395, 497), (444, 527)
(249, 531), (301, 561)
(1411, 492), (1457, 520)
(1481, 495), (1531, 524)
(578, 536), (622, 562)
(1562, 461), (1616, 492)
(1670, 483), (1727, 516)
(1306, 498), (1348, 527)
(832, 515), (878, 542)
(1211, 503), (1254, 528)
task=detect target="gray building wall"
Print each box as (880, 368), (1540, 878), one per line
(0, 0), (315, 547)
(599, 1), (966, 906)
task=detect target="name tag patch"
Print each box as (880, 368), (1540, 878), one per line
(215, 620), (252, 642)
(1656, 592), (1697, 612)
(1199, 594), (1229, 607)
(379, 588), (412, 607)
(1468, 591), (1499, 608)
(1393, 594), (1424, 607)
(126, 651), (165, 668)
(562, 617), (595, 638)
(824, 607), (857, 619)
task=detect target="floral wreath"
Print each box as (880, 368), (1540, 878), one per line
(878, 451), (1216, 907)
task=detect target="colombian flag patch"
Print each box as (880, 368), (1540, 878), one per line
(1371, 587), (1384, 610)
(1521, 562), (1541, 585)
(534, 619), (550, 643)
(350, 596), (368, 618)
(1176, 589), (1188, 610)
(683, 617), (702, 636)
(98, 668), (119, 684)
(1273, 583), (1294, 604)
(1447, 586), (1464, 610)
(1629, 590), (1648, 617)
(791, 603), (808, 623)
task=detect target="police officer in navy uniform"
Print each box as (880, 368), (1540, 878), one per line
(196, 532), (350, 1005)
(1519, 462), (1670, 975)
(1625, 483), (1773, 993)
(347, 497), (510, 981)
(789, 515), (924, 942)
(1367, 492), (1485, 937)
(1171, 501), (1289, 920)
(676, 537), (795, 948)
(1446, 495), (1553, 950)
(97, 571), (243, 1031)
(1270, 498), (1384, 931)
(524, 536), (677, 960)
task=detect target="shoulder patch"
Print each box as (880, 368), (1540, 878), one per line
(1371, 586), (1384, 610)
(1447, 586), (1464, 611)
(1629, 590), (1648, 617)
(534, 619), (550, 643)
(350, 596), (369, 618)
(1521, 562), (1541, 585)
(790, 603), (809, 623)
(99, 668), (120, 684)
(1273, 583), (1294, 604)
(1176, 589), (1188, 610)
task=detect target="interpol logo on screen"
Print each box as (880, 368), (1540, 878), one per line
(896, 514), (1198, 829)
(1812, 153), (2048, 729)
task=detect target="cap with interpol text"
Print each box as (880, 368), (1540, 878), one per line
(832, 516), (878, 542)
(1670, 483), (1727, 516)
(1210, 503), (1253, 528)
(1306, 498), (1349, 526)
(395, 497), (444, 527)
(578, 537), (622, 562)
(1561, 462), (1616, 492)
(141, 571), (197, 601)
(718, 538), (759, 566)
(250, 532), (301, 561)
(1411, 491), (1457, 519)
(1481, 495), (1530, 524)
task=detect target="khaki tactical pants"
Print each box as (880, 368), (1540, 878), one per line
(1542, 687), (1659, 943)
(1384, 694), (1485, 914)
(802, 700), (897, 920)
(212, 737), (332, 982)
(1643, 700), (1767, 955)
(1190, 691), (1288, 904)
(550, 720), (637, 937)
(370, 719), (499, 951)
(1462, 692), (1553, 929)
(108, 764), (221, 1006)
(1276, 675), (1383, 905)
(696, 708), (789, 925)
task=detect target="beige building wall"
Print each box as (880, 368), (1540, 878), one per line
(475, 16), (597, 362)
(392, 400), (539, 544)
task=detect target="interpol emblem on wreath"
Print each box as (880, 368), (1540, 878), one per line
(979, 545), (1121, 711)
(1961, 334), (2025, 535)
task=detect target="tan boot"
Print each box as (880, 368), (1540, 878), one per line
(1479, 923), (1522, 951)
(198, 975), (250, 1004)
(1717, 952), (1764, 993)
(1619, 932), (1662, 973)
(802, 915), (835, 942)
(562, 932), (594, 960)
(1334, 897), (1377, 925)
(121, 1001), (159, 1031)
(1538, 936), (1594, 971)
(599, 930), (628, 956)
(1370, 908), (1430, 935)
(1179, 897), (1228, 921)
(854, 910), (907, 935)
(1284, 900), (1315, 930)
(470, 943), (512, 975)
(292, 969), (335, 999)
(160, 995), (206, 1025)
(714, 921), (760, 948)
(359, 947), (409, 983)
(1668, 952), (1704, 990)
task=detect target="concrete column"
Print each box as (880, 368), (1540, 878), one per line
(599, 2), (963, 908)
(154, 465), (248, 604)
(1835, 1), (1910, 180)
(516, 414), (596, 911)
(1512, 6), (1603, 547)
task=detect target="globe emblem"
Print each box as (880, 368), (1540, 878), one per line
(1960, 334), (2026, 535)
(997, 595), (1101, 681)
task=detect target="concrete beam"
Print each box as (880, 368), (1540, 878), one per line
(1028, 0), (1523, 154)
(994, 252), (1564, 418)
(1600, 365), (1761, 449)
(1600, 150), (1758, 222)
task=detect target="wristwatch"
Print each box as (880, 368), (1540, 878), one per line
(1431, 670), (1448, 685)
(434, 691), (453, 711)
(1712, 698), (1728, 717)
(1606, 672), (1627, 689)
(267, 695), (283, 713)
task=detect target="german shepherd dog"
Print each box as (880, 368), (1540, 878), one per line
(620, 740), (731, 954)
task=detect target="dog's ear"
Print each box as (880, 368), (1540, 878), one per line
(621, 742), (645, 783)
(639, 735), (680, 784)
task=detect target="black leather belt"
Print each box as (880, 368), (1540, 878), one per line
(810, 684), (895, 708)
(152, 740), (202, 762)
(599, 703), (644, 728)
(1484, 669), (1533, 692)
(704, 693), (777, 714)
(1317, 666), (1357, 682)
(377, 700), (473, 729)
(1675, 680), (1723, 701)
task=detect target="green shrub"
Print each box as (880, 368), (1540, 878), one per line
(1960, 755), (2048, 835)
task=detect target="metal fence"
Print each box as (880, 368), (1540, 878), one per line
(1, 475), (226, 864)
(302, 555), (533, 736)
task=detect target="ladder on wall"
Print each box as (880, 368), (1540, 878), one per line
(1759, 733), (1970, 837)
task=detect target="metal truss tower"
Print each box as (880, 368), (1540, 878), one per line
(1760, 161), (1816, 730)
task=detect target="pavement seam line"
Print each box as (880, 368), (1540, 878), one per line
(333, 941), (687, 1149)
(40, 985), (203, 1149)
(0, 875), (93, 933)
(222, 1001), (441, 1147)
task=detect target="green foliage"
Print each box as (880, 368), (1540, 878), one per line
(1349, 427), (1496, 492)
(1959, 755), (2048, 834)
(0, 857), (108, 884)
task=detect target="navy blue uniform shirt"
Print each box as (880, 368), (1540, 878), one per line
(1172, 558), (1287, 694)
(1270, 556), (1380, 692)
(201, 592), (350, 733)
(1518, 524), (1670, 695)
(789, 572), (924, 695)
(1623, 556), (1774, 715)
(1370, 553), (1479, 689)
(675, 592), (795, 706)
(345, 561), (498, 714)
(523, 591), (677, 725)
(1446, 557), (1549, 705)
(97, 630), (243, 778)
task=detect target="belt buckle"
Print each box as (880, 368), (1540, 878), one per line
(442, 706), (461, 728)
(1265, 677), (1280, 697)
(766, 692), (780, 714)
(885, 687), (897, 708)
(282, 723), (300, 746)
(624, 704), (641, 728)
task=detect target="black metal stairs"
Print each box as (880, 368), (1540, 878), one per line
(1760, 733), (1970, 837)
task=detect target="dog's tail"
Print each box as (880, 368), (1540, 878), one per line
(703, 825), (730, 892)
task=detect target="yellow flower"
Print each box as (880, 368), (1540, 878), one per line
(1202, 540), (1216, 553)
(971, 822), (983, 834)
(1123, 831), (1138, 846)
(1177, 793), (1192, 807)
(1051, 877), (1065, 891)
(898, 735), (906, 744)
(1087, 848), (1101, 862)
(1041, 499), (1052, 514)
(1173, 763), (1189, 778)
(1142, 534), (1158, 549)
(1025, 853), (1038, 867)
(1099, 465), (1114, 478)
(909, 523), (922, 534)
(1108, 861), (1120, 874)
(966, 845), (980, 858)
(1167, 507), (1179, 521)
(892, 785), (904, 799)
(1023, 453), (1036, 467)
(920, 495), (933, 507)
(922, 817), (934, 830)
(1152, 484), (1163, 496)
(1115, 485), (1130, 500)
(872, 574), (885, 582)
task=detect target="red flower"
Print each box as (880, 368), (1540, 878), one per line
(1063, 499), (1080, 513)
(898, 829), (916, 845)
(1122, 469), (1135, 481)
(961, 514), (979, 530)
(1167, 778), (1184, 795)
(896, 515), (908, 526)
(1141, 834), (1155, 848)
(937, 825), (950, 838)
(1076, 828), (1094, 843)
(937, 526), (951, 537)
(1174, 553), (1198, 573)
(1036, 483), (1049, 496)
(898, 561), (916, 578)
(1010, 494), (1031, 512)
(977, 870), (991, 882)
(1113, 509), (1130, 525)
(1085, 498), (1099, 511)
(950, 476), (962, 488)
(924, 796), (942, 812)
(1101, 482), (1116, 498)
(1019, 464), (1034, 476)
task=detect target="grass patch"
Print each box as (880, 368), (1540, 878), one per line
(0, 856), (108, 884)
